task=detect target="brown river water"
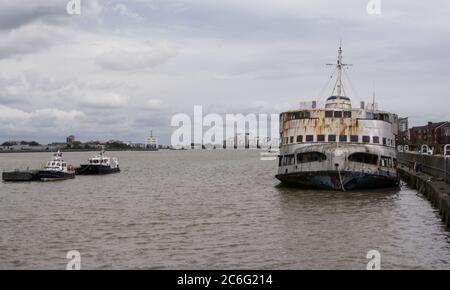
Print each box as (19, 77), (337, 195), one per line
(0, 150), (449, 269)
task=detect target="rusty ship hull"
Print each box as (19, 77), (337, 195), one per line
(276, 170), (399, 191)
(276, 143), (399, 191)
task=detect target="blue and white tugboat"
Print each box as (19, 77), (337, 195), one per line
(75, 151), (120, 175)
(37, 151), (75, 181)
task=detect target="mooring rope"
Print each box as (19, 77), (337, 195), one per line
(337, 165), (346, 192)
(75, 165), (90, 175)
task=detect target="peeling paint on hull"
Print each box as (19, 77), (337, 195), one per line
(276, 171), (400, 191)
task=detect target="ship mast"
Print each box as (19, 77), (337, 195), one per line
(327, 42), (351, 97)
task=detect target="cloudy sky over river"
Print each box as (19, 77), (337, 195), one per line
(0, 0), (449, 143)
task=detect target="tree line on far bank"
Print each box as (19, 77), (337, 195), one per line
(1, 140), (130, 150)
(1, 141), (41, 147)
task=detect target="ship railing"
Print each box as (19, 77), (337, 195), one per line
(298, 101), (326, 109)
(445, 144), (450, 183)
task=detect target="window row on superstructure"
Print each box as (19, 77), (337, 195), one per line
(281, 134), (395, 147)
(286, 110), (353, 120)
(278, 152), (397, 168)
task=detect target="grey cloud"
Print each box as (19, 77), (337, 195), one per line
(95, 47), (178, 71)
(0, 0), (68, 30)
(1, 0), (450, 144)
(0, 105), (85, 142)
(79, 92), (129, 109)
(0, 22), (67, 59)
(0, 75), (29, 104)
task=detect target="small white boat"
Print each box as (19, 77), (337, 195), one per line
(37, 151), (75, 181)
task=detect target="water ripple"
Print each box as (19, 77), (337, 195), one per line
(0, 151), (449, 269)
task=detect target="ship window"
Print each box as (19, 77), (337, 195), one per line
(278, 156), (282, 167)
(362, 136), (370, 143)
(325, 111), (333, 118)
(62, 163), (66, 167)
(317, 135), (325, 142)
(339, 135), (347, 142)
(383, 138), (387, 146)
(334, 111), (343, 118)
(288, 111), (311, 120)
(380, 156), (392, 168)
(290, 136), (294, 143)
(296, 135), (303, 143)
(305, 135), (314, 142)
(283, 154), (295, 166)
(344, 111), (352, 118)
(350, 135), (359, 142)
(348, 153), (378, 165)
(328, 135), (336, 142)
(297, 152), (327, 164)
(373, 136), (380, 144)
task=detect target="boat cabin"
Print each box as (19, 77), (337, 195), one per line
(44, 160), (68, 171)
(43, 151), (70, 172)
(86, 153), (119, 168)
(89, 156), (111, 165)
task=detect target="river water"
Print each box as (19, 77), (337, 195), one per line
(0, 150), (449, 269)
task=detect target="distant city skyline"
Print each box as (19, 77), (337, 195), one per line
(1, 0), (449, 144)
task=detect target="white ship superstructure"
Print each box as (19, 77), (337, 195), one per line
(276, 45), (399, 190)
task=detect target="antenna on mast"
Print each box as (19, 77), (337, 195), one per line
(372, 91), (376, 114)
(327, 41), (352, 97)
(371, 80), (377, 113)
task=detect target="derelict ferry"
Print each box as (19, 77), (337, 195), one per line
(75, 151), (120, 175)
(37, 151), (75, 181)
(276, 45), (400, 191)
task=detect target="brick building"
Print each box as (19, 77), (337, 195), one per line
(409, 121), (450, 154)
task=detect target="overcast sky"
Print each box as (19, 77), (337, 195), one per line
(0, 0), (449, 144)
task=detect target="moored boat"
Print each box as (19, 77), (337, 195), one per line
(37, 151), (75, 181)
(75, 151), (120, 175)
(275, 45), (400, 191)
